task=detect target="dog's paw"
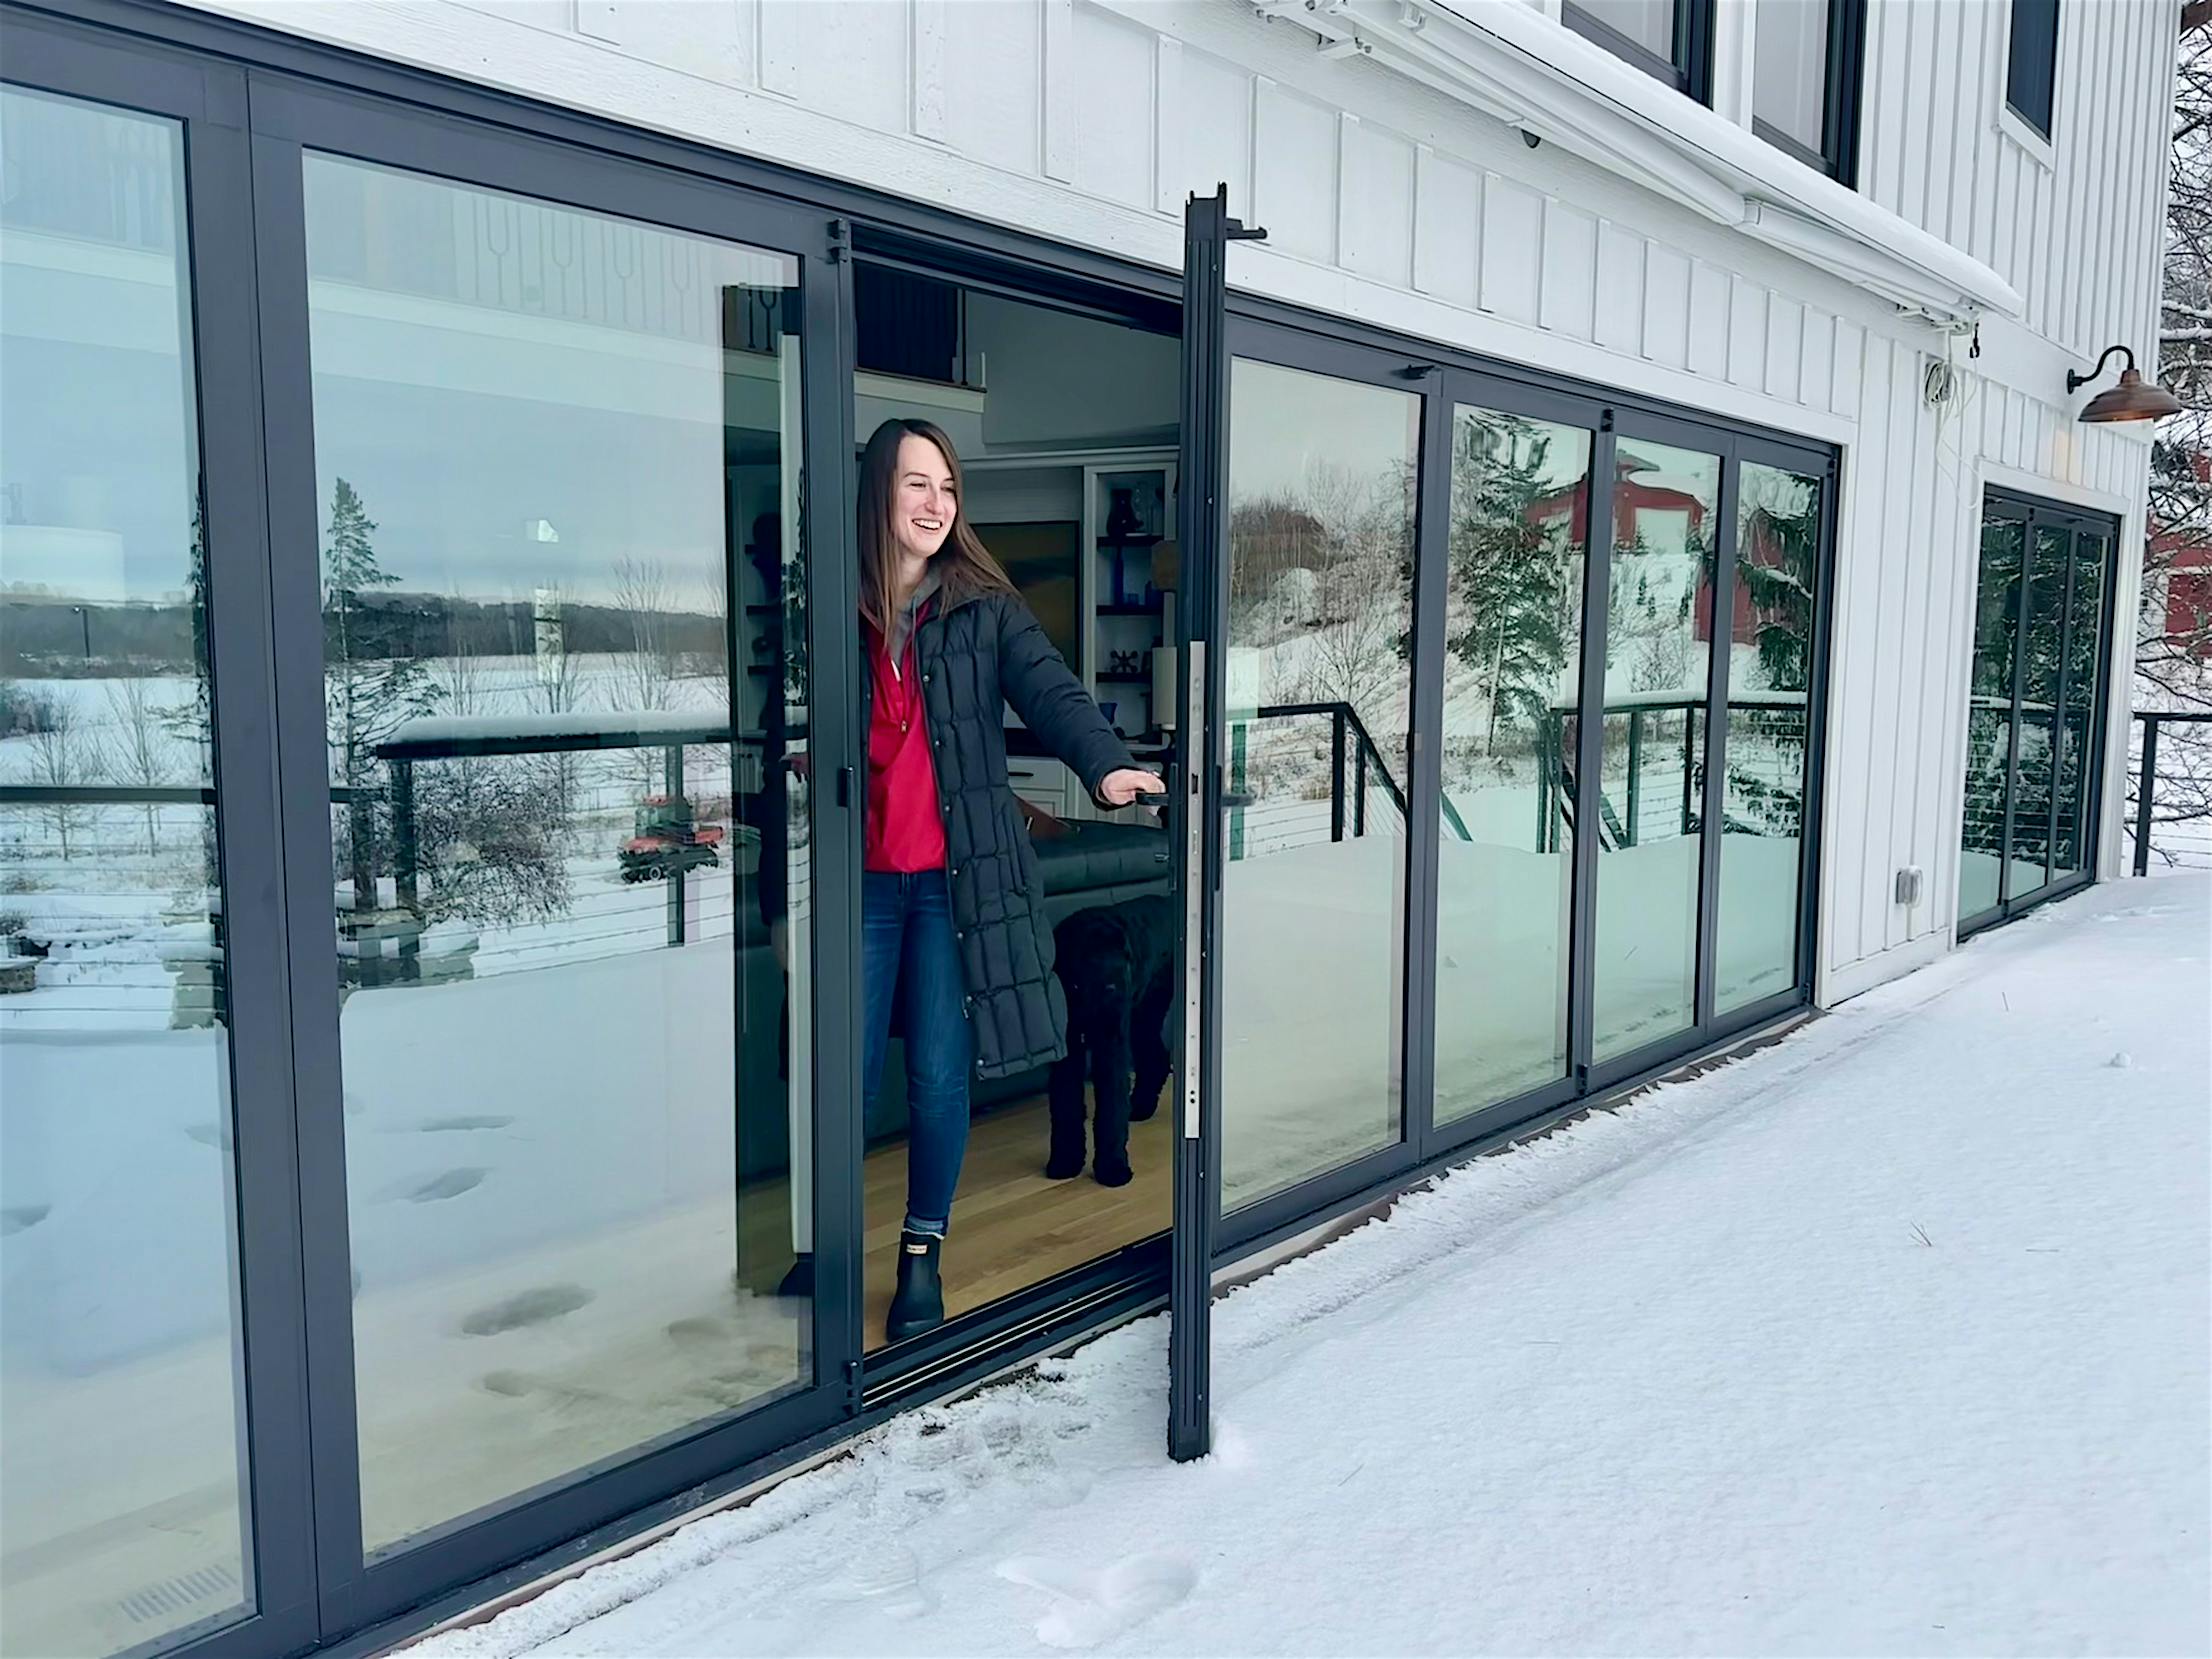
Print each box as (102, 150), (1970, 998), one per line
(1045, 1151), (1086, 1180)
(1092, 1162), (1134, 1189)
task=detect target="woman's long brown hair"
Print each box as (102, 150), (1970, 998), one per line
(857, 417), (1012, 633)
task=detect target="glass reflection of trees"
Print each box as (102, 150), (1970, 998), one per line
(1433, 408), (1588, 1118)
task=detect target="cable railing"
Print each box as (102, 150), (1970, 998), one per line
(2128, 709), (2212, 875)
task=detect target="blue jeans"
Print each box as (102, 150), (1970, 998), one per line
(861, 870), (972, 1237)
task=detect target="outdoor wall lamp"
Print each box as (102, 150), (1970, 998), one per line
(2066, 344), (2183, 423)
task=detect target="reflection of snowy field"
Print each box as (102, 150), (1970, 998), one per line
(1216, 832), (1801, 1209)
(0, 935), (807, 1654)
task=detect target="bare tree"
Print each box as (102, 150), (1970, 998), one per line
(2139, 11), (2212, 858)
(104, 676), (174, 857)
(28, 695), (106, 862)
(610, 554), (679, 795)
(530, 581), (585, 830)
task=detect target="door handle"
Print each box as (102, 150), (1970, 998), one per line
(1221, 790), (1256, 810)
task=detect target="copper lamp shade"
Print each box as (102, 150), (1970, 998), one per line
(2067, 344), (2183, 423)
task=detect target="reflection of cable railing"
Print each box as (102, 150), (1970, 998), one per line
(1224, 700), (1462, 862)
(369, 714), (792, 976)
(1532, 689), (1808, 854)
(0, 715), (796, 1017)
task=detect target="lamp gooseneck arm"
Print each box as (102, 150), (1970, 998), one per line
(2067, 343), (2137, 394)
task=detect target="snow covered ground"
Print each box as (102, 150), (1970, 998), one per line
(412, 874), (2210, 1659)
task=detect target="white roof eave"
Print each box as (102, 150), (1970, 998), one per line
(1285, 0), (2020, 329)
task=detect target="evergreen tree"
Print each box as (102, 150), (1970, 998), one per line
(1447, 415), (1577, 748)
(323, 478), (438, 905)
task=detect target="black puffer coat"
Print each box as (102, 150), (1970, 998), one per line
(863, 590), (1138, 1079)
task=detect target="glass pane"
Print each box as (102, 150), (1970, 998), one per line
(1754, 0), (1830, 153)
(2010, 525), (2070, 901)
(301, 154), (811, 1552)
(0, 86), (253, 1656)
(1571, 0), (1677, 59)
(1434, 408), (1588, 1122)
(1220, 358), (1417, 1210)
(2007, 0), (2059, 136)
(1959, 517), (2024, 920)
(1591, 439), (1720, 1064)
(1714, 461), (1821, 1015)
(2052, 538), (2107, 877)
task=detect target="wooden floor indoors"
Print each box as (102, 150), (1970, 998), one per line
(863, 1092), (1173, 1346)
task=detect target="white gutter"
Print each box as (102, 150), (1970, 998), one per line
(1261, 0), (2021, 328)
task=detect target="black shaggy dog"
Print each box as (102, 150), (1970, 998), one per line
(1047, 893), (1176, 1187)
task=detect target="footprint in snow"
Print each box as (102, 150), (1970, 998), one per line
(409, 1114), (516, 1133)
(996, 1553), (1197, 1649)
(823, 1542), (937, 1620)
(397, 1167), (486, 1203)
(460, 1283), (591, 1336)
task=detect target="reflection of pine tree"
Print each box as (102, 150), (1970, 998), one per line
(1730, 474), (1819, 835)
(324, 478), (439, 903)
(1448, 415), (1575, 748)
(159, 500), (221, 885)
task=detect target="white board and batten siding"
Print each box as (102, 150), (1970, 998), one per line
(177, 0), (2175, 1004)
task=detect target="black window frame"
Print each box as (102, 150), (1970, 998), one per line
(1749, 0), (1867, 186)
(1561, 0), (1717, 105)
(2005, 0), (2061, 142)
(1957, 488), (2118, 940)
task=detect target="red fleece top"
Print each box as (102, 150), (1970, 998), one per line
(864, 617), (948, 873)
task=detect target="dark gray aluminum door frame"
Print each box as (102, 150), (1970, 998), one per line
(0, 11), (322, 1657)
(1197, 314), (1446, 1263)
(239, 69), (865, 1639)
(1962, 489), (2121, 938)
(1168, 185), (1250, 1464)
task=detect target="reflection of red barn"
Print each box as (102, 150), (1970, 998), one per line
(1527, 446), (1741, 637)
(1527, 445), (1707, 547)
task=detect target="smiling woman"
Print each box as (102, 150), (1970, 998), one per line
(851, 416), (1161, 1344)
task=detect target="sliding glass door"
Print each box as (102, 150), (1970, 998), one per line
(1957, 493), (2117, 935)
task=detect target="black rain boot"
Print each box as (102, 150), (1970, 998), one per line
(884, 1231), (944, 1343)
(775, 1252), (813, 1299)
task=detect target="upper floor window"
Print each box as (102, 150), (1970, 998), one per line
(1751, 0), (1866, 184)
(2006, 0), (2060, 140)
(1562, 0), (1715, 103)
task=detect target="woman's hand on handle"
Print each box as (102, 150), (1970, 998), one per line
(1098, 768), (1167, 807)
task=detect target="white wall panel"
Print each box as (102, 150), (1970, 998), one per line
(1538, 201), (1597, 336)
(1686, 259), (1730, 378)
(778, 0), (906, 134)
(1341, 118), (1417, 289)
(1727, 275), (1767, 391)
(1801, 308), (1835, 412)
(941, 0), (1042, 174)
(1593, 219), (1644, 355)
(1479, 174), (1544, 324)
(1178, 47), (1253, 217)
(1253, 80), (1338, 263)
(1764, 297), (1803, 404)
(1417, 147), (1483, 308)
(1071, 5), (1155, 209)
(1642, 244), (1691, 369)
